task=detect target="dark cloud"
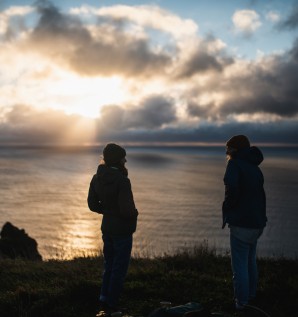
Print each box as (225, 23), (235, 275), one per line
(187, 102), (213, 119)
(1, 104), (297, 145)
(126, 96), (177, 128)
(175, 37), (234, 79)
(92, 94), (298, 145)
(33, 1), (89, 40)
(222, 96), (298, 118)
(176, 51), (223, 78)
(27, 1), (171, 77)
(278, 5), (298, 30)
(99, 105), (126, 130)
(289, 38), (298, 61)
(224, 44), (298, 117)
(93, 120), (298, 145)
(98, 95), (177, 131)
(186, 39), (298, 119)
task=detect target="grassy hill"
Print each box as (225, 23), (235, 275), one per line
(0, 247), (297, 317)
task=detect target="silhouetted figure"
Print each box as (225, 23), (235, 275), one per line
(222, 135), (267, 310)
(88, 143), (138, 314)
(0, 222), (42, 261)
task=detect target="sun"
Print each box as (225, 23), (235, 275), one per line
(47, 74), (127, 118)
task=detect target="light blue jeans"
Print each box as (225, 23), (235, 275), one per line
(230, 227), (263, 306)
(100, 234), (133, 308)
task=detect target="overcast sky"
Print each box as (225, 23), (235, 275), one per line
(0, 0), (298, 145)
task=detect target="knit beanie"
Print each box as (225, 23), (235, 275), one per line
(103, 143), (126, 165)
(226, 135), (250, 150)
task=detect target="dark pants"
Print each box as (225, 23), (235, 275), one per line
(100, 234), (133, 308)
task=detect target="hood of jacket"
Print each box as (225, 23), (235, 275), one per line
(96, 164), (123, 184)
(236, 146), (264, 166)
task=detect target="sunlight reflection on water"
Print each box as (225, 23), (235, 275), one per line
(0, 146), (297, 259)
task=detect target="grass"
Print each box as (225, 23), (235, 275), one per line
(0, 246), (297, 317)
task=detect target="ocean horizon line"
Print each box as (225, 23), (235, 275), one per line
(1, 142), (298, 149)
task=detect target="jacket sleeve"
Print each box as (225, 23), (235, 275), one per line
(118, 177), (138, 218)
(222, 160), (240, 227)
(87, 175), (104, 214)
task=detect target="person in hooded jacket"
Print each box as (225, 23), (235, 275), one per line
(88, 143), (138, 314)
(222, 135), (267, 311)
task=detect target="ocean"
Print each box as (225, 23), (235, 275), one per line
(0, 145), (297, 260)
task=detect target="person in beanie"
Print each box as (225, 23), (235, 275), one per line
(222, 135), (267, 311)
(88, 143), (138, 315)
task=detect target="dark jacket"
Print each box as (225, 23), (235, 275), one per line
(222, 146), (267, 229)
(88, 165), (138, 235)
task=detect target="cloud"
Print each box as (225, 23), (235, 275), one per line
(0, 5), (33, 36)
(1, 104), (297, 145)
(185, 40), (298, 121)
(94, 120), (298, 145)
(187, 101), (214, 120)
(0, 2), (298, 145)
(227, 45), (298, 118)
(175, 49), (223, 78)
(171, 35), (233, 79)
(0, 105), (93, 145)
(126, 96), (177, 128)
(232, 10), (262, 36)
(25, 2), (171, 77)
(265, 11), (280, 23)
(98, 95), (177, 131)
(94, 36), (298, 144)
(70, 4), (198, 40)
(278, 5), (298, 30)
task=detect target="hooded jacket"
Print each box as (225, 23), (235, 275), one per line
(88, 165), (138, 235)
(222, 146), (267, 229)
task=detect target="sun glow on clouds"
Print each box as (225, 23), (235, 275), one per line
(46, 74), (127, 118)
(0, 47), (127, 119)
(0, 1), (297, 145)
(233, 113), (282, 123)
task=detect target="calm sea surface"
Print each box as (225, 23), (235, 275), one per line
(0, 145), (297, 260)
